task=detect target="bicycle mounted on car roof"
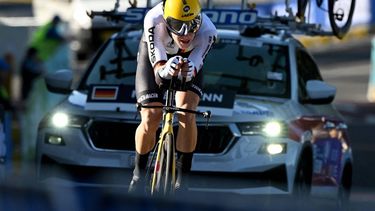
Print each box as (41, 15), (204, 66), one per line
(295, 0), (355, 39)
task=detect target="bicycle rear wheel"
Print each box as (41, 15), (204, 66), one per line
(328, 0), (355, 39)
(150, 133), (175, 196)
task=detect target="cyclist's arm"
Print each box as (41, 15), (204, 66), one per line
(154, 60), (170, 85)
(143, 4), (168, 67)
(154, 61), (167, 74)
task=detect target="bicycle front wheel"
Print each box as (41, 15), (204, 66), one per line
(328, 0), (355, 39)
(151, 133), (175, 196)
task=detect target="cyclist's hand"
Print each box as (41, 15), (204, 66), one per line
(157, 56), (182, 80)
(179, 58), (197, 82)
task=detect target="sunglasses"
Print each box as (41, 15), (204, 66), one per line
(165, 14), (201, 36)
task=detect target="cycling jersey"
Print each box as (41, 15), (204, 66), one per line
(143, 2), (217, 71)
(135, 2), (217, 104)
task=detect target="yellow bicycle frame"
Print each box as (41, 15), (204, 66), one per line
(147, 78), (210, 195)
(151, 111), (176, 195)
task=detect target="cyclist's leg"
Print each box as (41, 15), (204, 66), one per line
(129, 39), (164, 193)
(174, 73), (203, 191)
(129, 103), (163, 193)
(175, 90), (199, 191)
(175, 90), (200, 153)
(175, 71), (203, 153)
(135, 103), (163, 154)
(175, 151), (193, 191)
(129, 151), (150, 193)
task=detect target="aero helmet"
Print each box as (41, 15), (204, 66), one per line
(163, 0), (202, 36)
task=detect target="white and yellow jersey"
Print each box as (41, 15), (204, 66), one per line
(142, 3), (217, 71)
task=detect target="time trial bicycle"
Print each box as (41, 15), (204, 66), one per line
(136, 76), (211, 196)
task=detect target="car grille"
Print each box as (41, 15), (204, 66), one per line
(87, 120), (234, 153)
(195, 125), (234, 153)
(87, 120), (138, 151)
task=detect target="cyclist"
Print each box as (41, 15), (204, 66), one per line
(128, 0), (217, 193)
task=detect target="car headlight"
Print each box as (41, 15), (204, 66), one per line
(52, 112), (69, 128)
(39, 112), (90, 129)
(237, 121), (287, 137)
(266, 143), (285, 154)
(263, 121), (282, 137)
(258, 143), (287, 155)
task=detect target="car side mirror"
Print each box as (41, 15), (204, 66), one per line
(305, 80), (336, 104)
(44, 69), (73, 94)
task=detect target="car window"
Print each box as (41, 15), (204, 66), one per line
(203, 40), (291, 98)
(78, 34), (291, 99)
(79, 36), (138, 90)
(296, 49), (323, 101)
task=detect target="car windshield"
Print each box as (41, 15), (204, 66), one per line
(79, 33), (290, 99)
(203, 39), (290, 98)
(79, 35), (138, 90)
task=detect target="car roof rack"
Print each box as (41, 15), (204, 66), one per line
(241, 12), (333, 38)
(213, 0), (334, 38)
(87, 0), (335, 38)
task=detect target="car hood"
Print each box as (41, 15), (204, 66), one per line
(60, 91), (298, 123)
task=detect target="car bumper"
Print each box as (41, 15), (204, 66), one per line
(36, 125), (301, 194)
(192, 136), (301, 194)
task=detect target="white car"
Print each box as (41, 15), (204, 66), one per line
(35, 10), (353, 203)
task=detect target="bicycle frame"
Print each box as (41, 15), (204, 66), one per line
(150, 88), (177, 195)
(136, 77), (211, 196)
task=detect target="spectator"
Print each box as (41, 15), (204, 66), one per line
(20, 47), (45, 102)
(0, 58), (11, 180)
(29, 15), (66, 61)
(0, 57), (11, 111)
